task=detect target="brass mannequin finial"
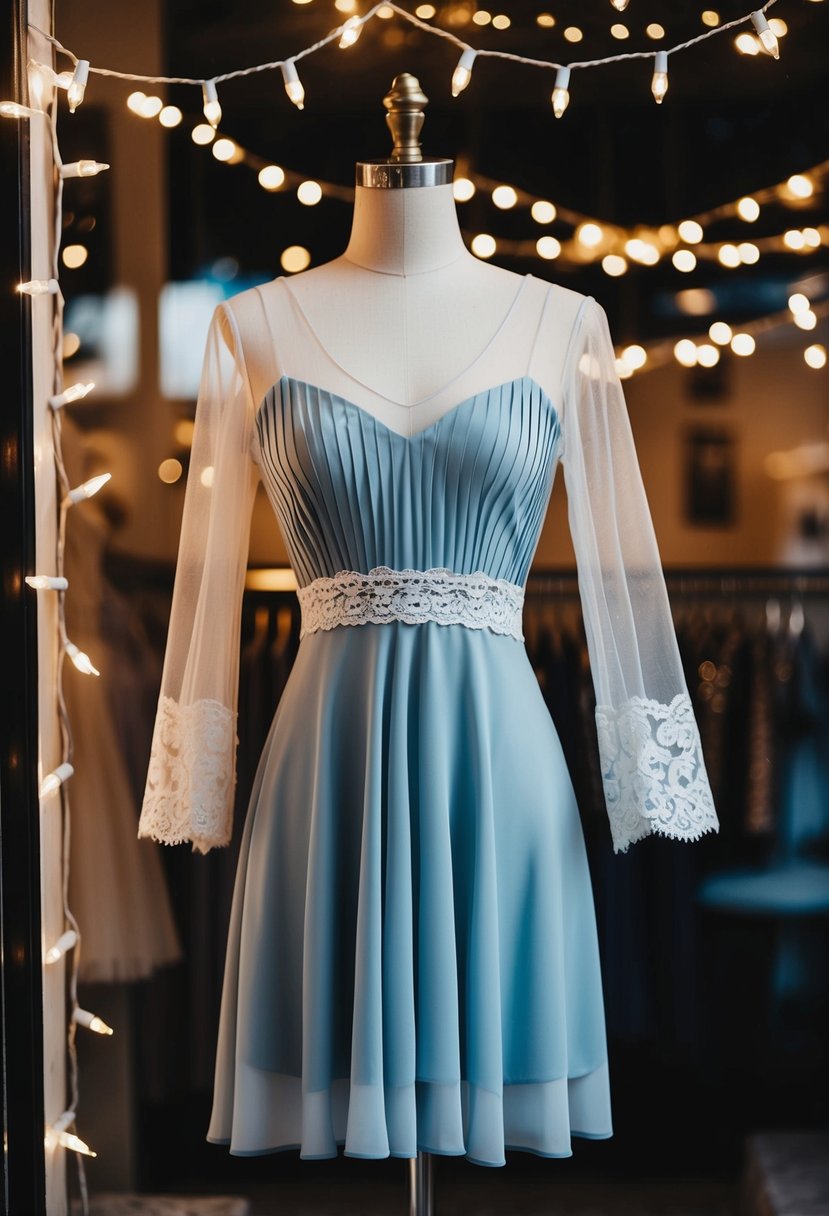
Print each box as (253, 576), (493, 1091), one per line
(383, 73), (428, 164)
(355, 71), (452, 188)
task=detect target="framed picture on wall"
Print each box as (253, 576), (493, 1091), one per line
(684, 426), (737, 527)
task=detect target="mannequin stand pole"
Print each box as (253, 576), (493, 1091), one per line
(407, 1149), (435, 1216)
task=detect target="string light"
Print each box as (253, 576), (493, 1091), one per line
(72, 1009), (114, 1036)
(697, 343), (720, 367)
(297, 179), (322, 205)
(750, 9), (780, 57)
(44, 930), (78, 964)
(49, 382), (95, 409)
(47, 1113), (96, 1159)
(64, 643), (100, 677)
(280, 60), (305, 110)
(451, 48), (477, 97)
(492, 184), (517, 209)
(788, 293), (811, 314)
(59, 160), (109, 178)
(651, 51), (669, 104)
(202, 79), (221, 127)
(731, 332), (756, 356)
(338, 15), (363, 48)
(18, 277), (60, 295)
(678, 220), (704, 244)
(709, 321), (733, 344)
(551, 66), (570, 118)
(26, 574), (69, 590)
(159, 105), (183, 128)
(191, 123), (215, 145)
(32, 0), (791, 134)
(66, 59), (89, 112)
(471, 233), (496, 258)
(602, 254), (627, 276)
(737, 196), (760, 221)
(453, 177), (476, 202)
(1, 100), (44, 118)
(793, 310), (817, 331)
(259, 164), (286, 190)
(63, 473), (111, 506)
(531, 200), (556, 223)
(39, 763), (74, 799)
(672, 249), (697, 272)
(786, 174), (814, 199)
(804, 344), (827, 369)
(536, 236), (562, 259)
(576, 222), (604, 249)
(674, 339), (699, 367)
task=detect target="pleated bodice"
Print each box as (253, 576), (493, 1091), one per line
(252, 373), (562, 590)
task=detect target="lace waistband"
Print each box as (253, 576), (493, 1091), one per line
(296, 566), (525, 642)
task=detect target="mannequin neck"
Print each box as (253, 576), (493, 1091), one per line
(343, 182), (468, 276)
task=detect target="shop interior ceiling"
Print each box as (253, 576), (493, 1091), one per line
(65, 0), (829, 341)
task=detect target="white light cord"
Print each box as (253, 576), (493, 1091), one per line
(29, 0), (779, 90)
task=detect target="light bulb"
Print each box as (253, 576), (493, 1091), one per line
(451, 49), (477, 97)
(0, 100), (43, 119)
(73, 1008), (114, 1035)
(159, 105), (183, 128)
(281, 60), (305, 110)
(27, 60), (53, 109)
(674, 339), (698, 367)
(718, 244), (741, 268)
(697, 344), (720, 368)
(709, 321), (733, 345)
(651, 50), (669, 103)
(536, 236), (561, 260)
(17, 277), (59, 295)
(492, 185), (518, 209)
(259, 164), (286, 190)
(471, 233), (496, 258)
(64, 642), (100, 676)
(297, 180), (322, 205)
(39, 762), (74, 798)
(49, 382), (95, 409)
(737, 196), (760, 222)
(44, 929), (78, 964)
(202, 79), (221, 127)
(127, 91), (147, 114)
(339, 16), (363, 47)
(786, 174), (814, 199)
(531, 200), (556, 223)
(788, 293), (810, 314)
(67, 60), (89, 112)
(191, 123), (215, 145)
(60, 160), (110, 178)
(611, 0), (629, 9)
(602, 254), (627, 276)
(453, 177), (476, 202)
(59, 1133), (96, 1157)
(677, 220), (703, 244)
(672, 249), (697, 272)
(551, 66), (571, 118)
(804, 345), (827, 370)
(26, 575), (68, 591)
(621, 344), (647, 370)
(750, 10), (779, 58)
(576, 222), (604, 248)
(794, 310), (817, 331)
(65, 473), (111, 505)
(730, 333), (755, 356)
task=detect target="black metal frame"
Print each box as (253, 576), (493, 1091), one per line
(0, 0), (48, 1211)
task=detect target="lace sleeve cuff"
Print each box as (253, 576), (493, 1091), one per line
(138, 696), (238, 854)
(595, 692), (720, 854)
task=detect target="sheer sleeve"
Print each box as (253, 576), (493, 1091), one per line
(138, 303), (260, 854)
(559, 295), (719, 854)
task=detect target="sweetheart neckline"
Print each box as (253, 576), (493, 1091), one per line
(259, 374), (558, 443)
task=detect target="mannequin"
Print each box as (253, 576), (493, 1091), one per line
(227, 74), (584, 443)
(140, 70), (719, 1206)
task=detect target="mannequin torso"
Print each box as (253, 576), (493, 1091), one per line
(226, 180), (586, 435)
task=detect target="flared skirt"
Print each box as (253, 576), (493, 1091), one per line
(207, 620), (613, 1167)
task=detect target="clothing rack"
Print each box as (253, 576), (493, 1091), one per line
(523, 565), (829, 599)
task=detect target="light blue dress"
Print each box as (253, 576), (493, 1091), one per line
(138, 276), (719, 1168)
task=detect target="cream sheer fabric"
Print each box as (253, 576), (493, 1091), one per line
(139, 304), (260, 854)
(138, 287), (719, 856)
(560, 297), (718, 852)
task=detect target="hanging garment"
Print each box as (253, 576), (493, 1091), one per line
(138, 274), (718, 1166)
